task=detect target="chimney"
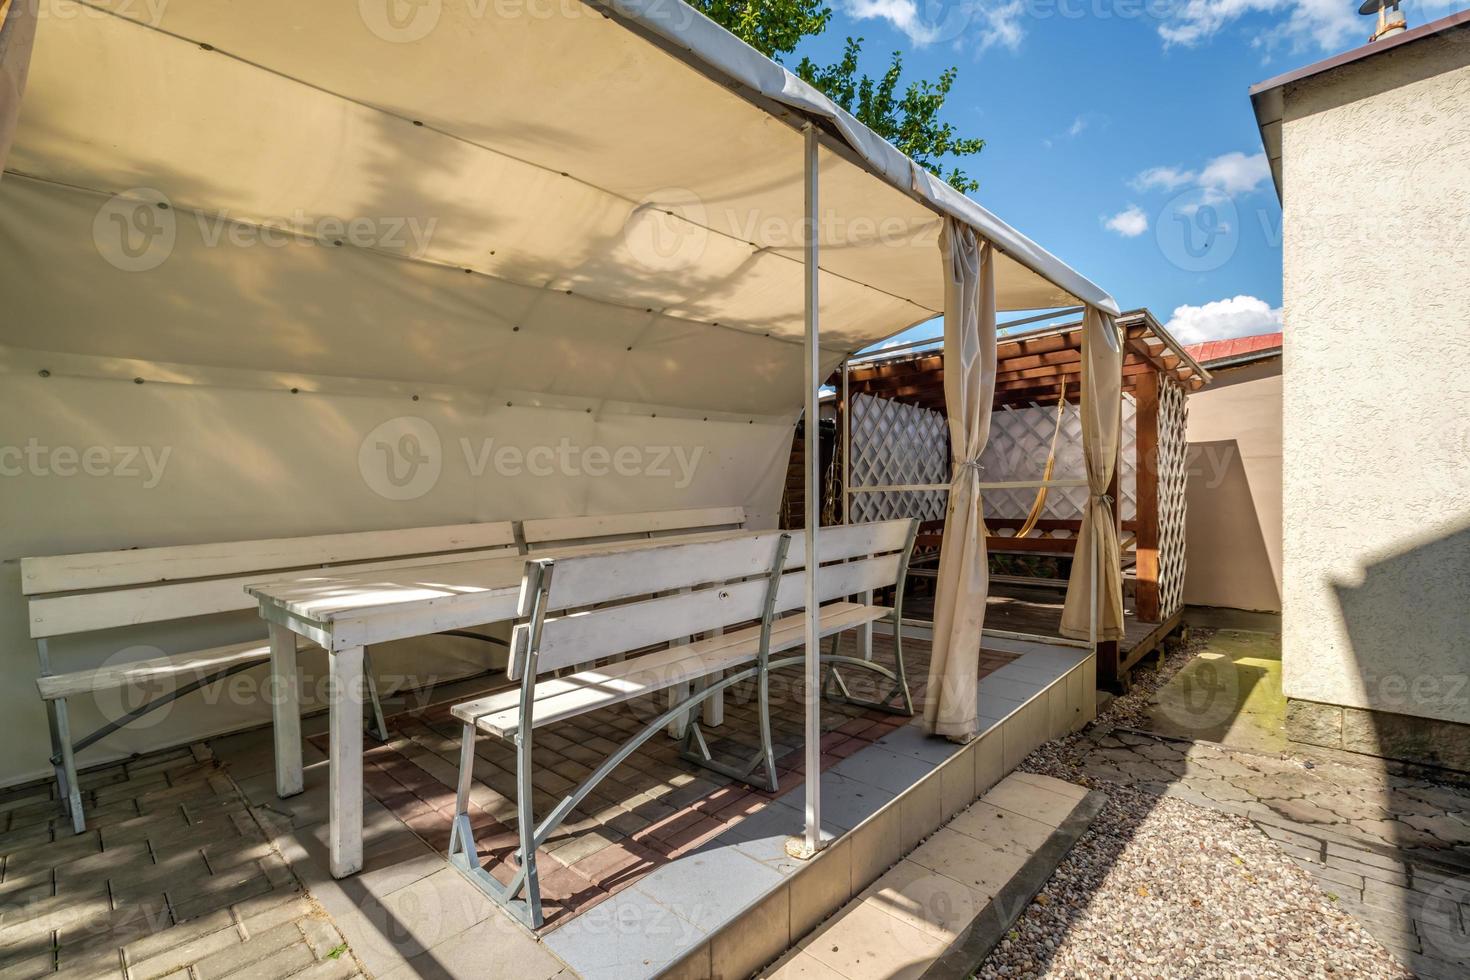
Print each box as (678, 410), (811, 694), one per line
(1359, 0), (1407, 42)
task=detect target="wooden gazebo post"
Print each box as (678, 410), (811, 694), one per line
(1133, 370), (1163, 625)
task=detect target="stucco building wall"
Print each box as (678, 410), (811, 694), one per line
(1184, 357), (1283, 613)
(1280, 33), (1470, 737)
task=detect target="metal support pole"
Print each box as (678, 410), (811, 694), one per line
(799, 122), (824, 858)
(842, 358), (872, 660)
(841, 358), (851, 526)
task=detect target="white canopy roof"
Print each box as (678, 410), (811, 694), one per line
(1, 0), (1116, 420)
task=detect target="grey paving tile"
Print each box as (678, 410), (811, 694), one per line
(544, 888), (706, 980)
(977, 693), (1026, 722)
(634, 844), (784, 933)
(980, 676), (1048, 704)
(375, 915), (565, 980)
(987, 660), (1069, 686)
(775, 772), (896, 832)
(829, 746), (935, 795)
(870, 724), (962, 766)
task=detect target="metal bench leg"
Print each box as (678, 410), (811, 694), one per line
(53, 698), (85, 835)
(679, 665), (779, 793)
(515, 729), (543, 927)
(361, 650), (389, 742)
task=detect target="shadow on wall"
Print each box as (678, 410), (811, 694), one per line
(1332, 520), (1470, 757)
(1184, 438), (1281, 613)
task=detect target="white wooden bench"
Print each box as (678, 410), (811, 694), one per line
(519, 505), (746, 552)
(22, 521), (527, 833)
(445, 518), (918, 928)
(22, 506), (748, 835)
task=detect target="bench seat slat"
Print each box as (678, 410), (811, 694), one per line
(455, 601), (888, 737)
(34, 638), (297, 701)
(520, 507), (745, 548)
(29, 546), (520, 639)
(22, 521), (520, 595)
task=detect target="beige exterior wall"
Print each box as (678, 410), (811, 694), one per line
(1184, 357), (1283, 613)
(1280, 34), (1470, 727)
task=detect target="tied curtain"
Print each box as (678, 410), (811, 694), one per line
(1060, 306), (1126, 641)
(923, 220), (997, 741)
(0, 0), (36, 181)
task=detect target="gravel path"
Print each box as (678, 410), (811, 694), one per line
(977, 628), (1415, 979)
(978, 783), (1410, 979)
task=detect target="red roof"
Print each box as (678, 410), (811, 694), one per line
(1185, 332), (1282, 366)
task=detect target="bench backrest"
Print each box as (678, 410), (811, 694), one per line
(509, 519), (915, 680)
(22, 522), (520, 640)
(520, 506), (745, 551)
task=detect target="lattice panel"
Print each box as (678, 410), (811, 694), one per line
(1156, 377), (1190, 619)
(979, 397), (1137, 534)
(848, 393), (949, 523)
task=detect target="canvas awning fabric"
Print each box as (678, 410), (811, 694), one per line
(0, 0), (35, 179)
(1, 0), (1116, 423)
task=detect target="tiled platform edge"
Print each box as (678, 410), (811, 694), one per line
(629, 648), (1096, 980)
(763, 773), (1103, 980)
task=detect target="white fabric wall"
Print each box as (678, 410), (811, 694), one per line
(0, 370), (791, 787)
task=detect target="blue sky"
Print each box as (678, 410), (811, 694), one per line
(797, 0), (1461, 345)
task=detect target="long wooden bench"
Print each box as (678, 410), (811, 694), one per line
(445, 519), (918, 928)
(22, 505), (748, 834)
(22, 521), (527, 833)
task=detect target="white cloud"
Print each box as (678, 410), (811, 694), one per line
(1165, 295), (1283, 344)
(1067, 116), (1088, 138)
(975, 0), (1027, 52)
(1104, 205), (1150, 237)
(1127, 151), (1270, 206)
(1130, 165), (1197, 192)
(840, 0), (1026, 52)
(844, 0), (942, 45)
(1197, 151), (1271, 195)
(1158, 0), (1358, 53)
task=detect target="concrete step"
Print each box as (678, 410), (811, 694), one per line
(760, 773), (1104, 980)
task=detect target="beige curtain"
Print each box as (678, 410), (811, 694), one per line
(0, 0), (37, 181)
(923, 221), (997, 740)
(1060, 306), (1125, 641)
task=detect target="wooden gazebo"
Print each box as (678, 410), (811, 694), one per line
(835, 309), (1212, 690)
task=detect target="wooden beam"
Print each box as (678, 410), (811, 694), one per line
(1133, 371), (1162, 624)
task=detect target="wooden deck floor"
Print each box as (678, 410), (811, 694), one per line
(909, 580), (1182, 690)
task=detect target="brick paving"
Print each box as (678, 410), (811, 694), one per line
(0, 746), (365, 980)
(1, 634), (1014, 977)
(309, 634), (1016, 933)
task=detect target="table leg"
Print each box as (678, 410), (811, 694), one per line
(329, 645), (365, 878)
(268, 622), (303, 798)
(702, 625), (724, 727)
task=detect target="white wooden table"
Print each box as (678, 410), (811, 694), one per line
(245, 530), (753, 878)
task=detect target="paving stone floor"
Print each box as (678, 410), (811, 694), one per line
(0, 744), (364, 980)
(318, 635), (1016, 932)
(1041, 620), (1470, 980)
(2, 633), (1016, 979)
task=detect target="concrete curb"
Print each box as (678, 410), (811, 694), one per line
(919, 788), (1108, 980)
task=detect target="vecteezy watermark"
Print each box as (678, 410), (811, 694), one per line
(622, 188), (709, 273)
(0, 439), (172, 488)
(1156, 187), (1239, 273)
(358, 417), (707, 501)
(93, 188), (176, 273)
(22, 0), (171, 28)
(1419, 876), (1470, 961)
(88, 654), (442, 739)
(620, 189), (942, 273)
(359, 417), (444, 501)
(92, 188), (440, 272)
(357, 0), (698, 43)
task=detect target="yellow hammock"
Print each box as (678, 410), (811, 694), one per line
(986, 377), (1068, 539)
